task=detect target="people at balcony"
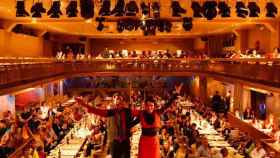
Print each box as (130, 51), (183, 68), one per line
(66, 48), (74, 61)
(243, 107), (254, 120)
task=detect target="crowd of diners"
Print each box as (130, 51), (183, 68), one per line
(74, 86), (277, 158)
(0, 97), (82, 158)
(0, 88), (278, 158)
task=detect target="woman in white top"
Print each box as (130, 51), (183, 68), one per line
(250, 142), (267, 158)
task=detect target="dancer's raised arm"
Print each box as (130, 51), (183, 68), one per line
(75, 97), (116, 117)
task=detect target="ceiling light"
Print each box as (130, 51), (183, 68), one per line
(183, 17), (193, 31)
(171, 1), (186, 17)
(202, 1), (217, 20)
(16, 0), (29, 17)
(126, 0), (139, 16)
(66, 0), (78, 17)
(248, 1), (260, 17)
(152, 2), (160, 19)
(117, 20), (125, 33)
(111, 0), (125, 16)
(157, 20), (165, 32)
(47, 0), (63, 18)
(191, 1), (203, 18)
(80, 0), (94, 19)
(140, 2), (150, 16)
(99, 0), (111, 16)
(218, 1), (231, 17)
(236, 1), (248, 18)
(31, 2), (46, 18)
(266, 2), (278, 17)
(96, 17), (105, 31)
(164, 21), (172, 32)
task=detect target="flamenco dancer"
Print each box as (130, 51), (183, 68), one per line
(76, 95), (138, 158)
(131, 83), (183, 158)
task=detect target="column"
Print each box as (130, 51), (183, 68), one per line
(85, 38), (91, 54)
(199, 76), (207, 103)
(233, 82), (243, 112)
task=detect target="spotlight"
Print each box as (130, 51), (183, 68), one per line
(47, 0), (63, 18)
(191, 1), (203, 18)
(248, 1), (260, 17)
(236, 1), (248, 18)
(111, 0), (125, 16)
(266, 2), (278, 17)
(202, 1), (217, 20)
(99, 0), (111, 16)
(117, 20), (125, 33)
(31, 2), (46, 18)
(16, 0), (29, 17)
(126, 0), (139, 16)
(171, 1), (186, 17)
(96, 17), (105, 31)
(152, 2), (160, 18)
(183, 17), (193, 31)
(66, 0), (78, 17)
(124, 19), (136, 31)
(164, 21), (172, 32)
(80, 0), (94, 19)
(218, 1), (231, 17)
(157, 20), (165, 32)
(140, 2), (150, 16)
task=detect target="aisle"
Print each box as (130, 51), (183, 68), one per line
(130, 124), (141, 158)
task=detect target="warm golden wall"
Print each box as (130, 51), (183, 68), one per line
(90, 38), (194, 54)
(0, 29), (52, 57)
(247, 27), (271, 53)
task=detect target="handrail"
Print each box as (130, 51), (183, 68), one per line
(8, 138), (33, 158)
(1, 57), (280, 64)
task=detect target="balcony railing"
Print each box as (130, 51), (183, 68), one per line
(1, 58), (280, 90)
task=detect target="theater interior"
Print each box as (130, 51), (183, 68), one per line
(1, 0), (280, 158)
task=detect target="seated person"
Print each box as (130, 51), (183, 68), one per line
(0, 124), (17, 158)
(250, 142), (267, 158)
(243, 107), (254, 120)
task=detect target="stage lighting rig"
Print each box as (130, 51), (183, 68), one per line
(117, 20), (125, 33)
(183, 17), (193, 31)
(164, 21), (172, 32)
(99, 0), (111, 16)
(111, 0), (125, 16)
(66, 0), (78, 17)
(47, 0), (63, 18)
(16, 0), (29, 17)
(96, 17), (105, 31)
(141, 2), (150, 16)
(31, 1), (46, 18)
(80, 0), (94, 19)
(126, 0), (139, 16)
(248, 1), (260, 17)
(152, 2), (160, 18)
(171, 1), (186, 17)
(266, 2), (278, 17)
(202, 1), (217, 20)
(218, 1), (230, 17)
(236, 1), (248, 18)
(191, 1), (203, 18)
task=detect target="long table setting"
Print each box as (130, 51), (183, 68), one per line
(190, 110), (244, 158)
(47, 115), (92, 158)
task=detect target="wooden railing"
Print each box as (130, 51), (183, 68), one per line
(1, 58), (280, 90)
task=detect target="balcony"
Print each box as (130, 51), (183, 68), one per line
(1, 58), (280, 93)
